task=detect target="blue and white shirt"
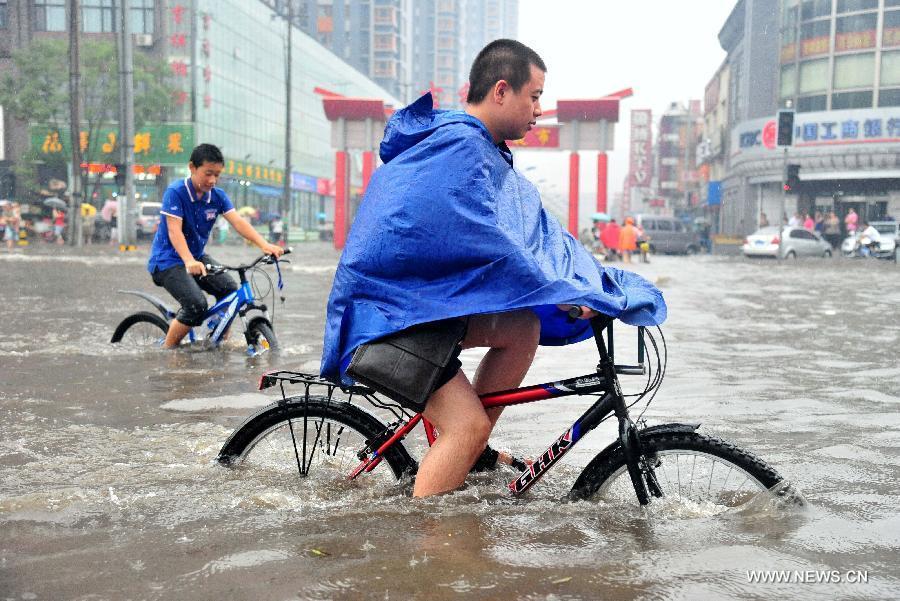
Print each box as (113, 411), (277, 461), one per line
(147, 177), (235, 273)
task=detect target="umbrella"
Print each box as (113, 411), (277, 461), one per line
(43, 197), (67, 210)
(81, 203), (97, 217)
(237, 206), (257, 216)
(591, 212), (611, 222)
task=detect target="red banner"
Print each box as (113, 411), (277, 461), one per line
(508, 125), (560, 148)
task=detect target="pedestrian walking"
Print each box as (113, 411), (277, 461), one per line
(81, 202), (97, 245)
(844, 207), (858, 235)
(3, 201), (21, 251)
(803, 213), (814, 231)
(101, 198), (118, 245)
(52, 208), (66, 245)
(759, 212), (769, 227)
(824, 211), (841, 248)
(619, 217), (639, 264)
(601, 218), (620, 261)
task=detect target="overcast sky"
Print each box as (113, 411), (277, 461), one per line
(515, 0), (738, 219)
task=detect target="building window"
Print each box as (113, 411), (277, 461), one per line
(882, 51), (900, 87)
(0, 1), (7, 29)
(835, 13), (877, 51)
(797, 94), (827, 112)
(800, 19), (831, 57)
(831, 90), (873, 109)
(801, 0), (831, 20)
(885, 10), (900, 47)
(879, 88), (900, 106)
(833, 53), (874, 89)
(799, 58), (828, 94)
(836, 0), (877, 12)
(34, 0), (66, 31)
(83, 0), (116, 33)
(131, 0), (155, 34)
(780, 64), (797, 99)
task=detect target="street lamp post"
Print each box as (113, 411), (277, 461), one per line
(67, 0), (83, 247)
(281, 1), (293, 246)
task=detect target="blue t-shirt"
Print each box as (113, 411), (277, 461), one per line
(147, 177), (235, 273)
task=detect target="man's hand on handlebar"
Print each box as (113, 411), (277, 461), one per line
(557, 304), (599, 320)
(261, 243), (285, 258)
(185, 259), (207, 276)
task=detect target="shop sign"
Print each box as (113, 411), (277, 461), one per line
(30, 123), (194, 165)
(732, 107), (900, 158)
(508, 125), (560, 148)
(224, 158), (284, 185)
(629, 109), (653, 186)
(291, 172), (318, 192)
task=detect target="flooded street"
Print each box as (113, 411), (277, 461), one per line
(2, 244), (899, 600)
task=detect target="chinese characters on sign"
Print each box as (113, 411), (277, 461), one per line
(168, 4), (192, 110)
(629, 109), (653, 187)
(507, 126), (560, 148)
(31, 124), (194, 165)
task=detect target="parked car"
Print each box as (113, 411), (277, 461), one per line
(636, 215), (701, 255)
(840, 221), (899, 259)
(136, 201), (162, 239)
(743, 226), (832, 259)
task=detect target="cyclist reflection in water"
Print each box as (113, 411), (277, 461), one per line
(147, 143), (283, 348)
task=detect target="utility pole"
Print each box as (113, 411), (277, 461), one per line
(67, 0), (83, 247)
(282, 0), (293, 246)
(117, 0), (136, 246)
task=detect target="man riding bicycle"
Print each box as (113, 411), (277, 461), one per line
(321, 40), (665, 497)
(148, 143), (284, 348)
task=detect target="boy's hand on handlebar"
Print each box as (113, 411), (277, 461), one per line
(185, 259), (207, 276)
(557, 304), (599, 319)
(261, 243), (285, 257)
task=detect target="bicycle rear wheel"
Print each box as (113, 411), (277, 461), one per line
(218, 396), (416, 488)
(110, 311), (168, 346)
(570, 431), (782, 510)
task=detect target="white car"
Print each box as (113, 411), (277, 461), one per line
(743, 226), (833, 259)
(840, 221), (899, 257)
(136, 201), (162, 238)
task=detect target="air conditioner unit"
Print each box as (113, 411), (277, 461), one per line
(134, 34), (154, 48)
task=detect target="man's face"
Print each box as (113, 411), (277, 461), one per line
(189, 160), (224, 195)
(501, 64), (545, 141)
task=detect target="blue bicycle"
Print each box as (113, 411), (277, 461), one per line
(110, 250), (290, 355)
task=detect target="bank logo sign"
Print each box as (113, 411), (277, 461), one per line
(732, 108), (900, 158)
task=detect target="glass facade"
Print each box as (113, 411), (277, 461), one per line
(781, 0), (900, 111)
(0, 1), (8, 29)
(194, 0), (400, 228)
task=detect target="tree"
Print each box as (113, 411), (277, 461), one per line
(0, 38), (176, 197)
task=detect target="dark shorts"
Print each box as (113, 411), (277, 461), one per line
(151, 254), (238, 327)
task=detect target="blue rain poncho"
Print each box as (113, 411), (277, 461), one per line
(321, 94), (666, 383)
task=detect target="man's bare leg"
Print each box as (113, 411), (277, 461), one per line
(463, 310), (541, 426)
(412, 311), (541, 496)
(163, 319), (192, 348)
(414, 371), (491, 497)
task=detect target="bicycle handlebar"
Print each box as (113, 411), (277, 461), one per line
(204, 248), (292, 274)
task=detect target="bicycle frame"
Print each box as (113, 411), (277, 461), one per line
(349, 316), (652, 498)
(204, 279), (258, 345)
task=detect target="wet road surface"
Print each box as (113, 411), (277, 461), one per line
(1, 244), (899, 600)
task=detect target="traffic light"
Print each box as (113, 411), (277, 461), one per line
(784, 164), (800, 193)
(777, 109), (795, 146)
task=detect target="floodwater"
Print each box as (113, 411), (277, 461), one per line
(2, 243), (899, 600)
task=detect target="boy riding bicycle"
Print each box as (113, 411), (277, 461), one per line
(148, 143), (283, 348)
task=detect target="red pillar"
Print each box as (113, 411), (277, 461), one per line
(334, 150), (348, 250)
(596, 152), (608, 213)
(568, 152), (580, 236)
(362, 150), (374, 193)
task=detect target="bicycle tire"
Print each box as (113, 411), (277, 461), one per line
(218, 396), (416, 483)
(570, 431), (782, 509)
(110, 311), (168, 345)
(246, 320), (278, 354)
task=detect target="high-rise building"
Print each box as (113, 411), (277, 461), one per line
(655, 101), (704, 213)
(290, 0), (413, 102)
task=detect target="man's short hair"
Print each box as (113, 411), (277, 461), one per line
(467, 39), (546, 104)
(190, 143), (224, 167)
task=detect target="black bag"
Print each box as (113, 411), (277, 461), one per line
(346, 319), (467, 413)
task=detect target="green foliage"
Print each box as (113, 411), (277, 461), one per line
(0, 37), (177, 165)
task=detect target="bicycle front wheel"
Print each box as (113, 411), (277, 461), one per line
(570, 431), (782, 510)
(110, 311), (168, 346)
(246, 320), (278, 354)
(218, 396), (416, 488)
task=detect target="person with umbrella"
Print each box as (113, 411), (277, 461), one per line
(147, 143), (284, 348)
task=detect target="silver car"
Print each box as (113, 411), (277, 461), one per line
(743, 226), (833, 259)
